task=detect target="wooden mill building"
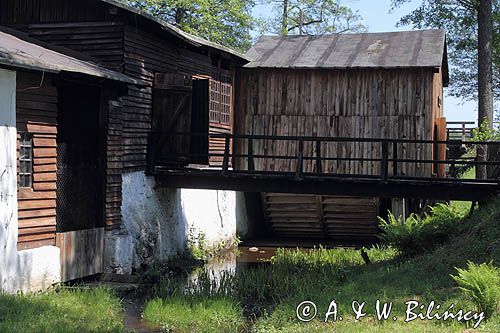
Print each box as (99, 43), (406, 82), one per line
(0, 0), (247, 285)
(234, 31), (449, 241)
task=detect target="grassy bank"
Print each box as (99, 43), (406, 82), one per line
(0, 287), (125, 333)
(143, 198), (500, 332)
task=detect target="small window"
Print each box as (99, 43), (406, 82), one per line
(19, 133), (33, 188)
(209, 70), (231, 125)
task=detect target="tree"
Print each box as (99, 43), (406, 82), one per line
(258, 0), (366, 35)
(125, 0), (254, 52)
(391, 0), (499, 105)
(392, 0), (497, 180)
(477, 0), (494, 179)
(478, 0), (494, 128)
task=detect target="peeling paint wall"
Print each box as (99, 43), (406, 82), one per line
(0, 68), (60, 293)
(105, 171), (249, 273)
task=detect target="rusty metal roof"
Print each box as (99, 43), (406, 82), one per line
(245, 30), (447, 70)
(100, 0), (249, 62)
(0, 28), (141, 85)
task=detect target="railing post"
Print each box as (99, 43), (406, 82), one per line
(295, 139), (304, 179)
(433, 134), (439, 175)
(392, 141), (398, 177)
(222, 133), (230, 176)
(381, 140), (389, 182)
(247, 137), (255, 172)
(315, 140), (322, 174)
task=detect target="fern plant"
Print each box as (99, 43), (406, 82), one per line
(379, 204), (465, 256)
(451, 261), (500, 319)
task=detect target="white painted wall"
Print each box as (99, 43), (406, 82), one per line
(0, 68), (60, 293)
(105, 171), (248, 273)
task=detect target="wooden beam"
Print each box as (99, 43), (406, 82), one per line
(155, 171), (499, 202)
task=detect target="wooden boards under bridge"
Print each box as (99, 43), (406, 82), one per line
(261, 193), (380, 241)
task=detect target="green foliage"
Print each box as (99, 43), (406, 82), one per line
(472, 119), (500, 141)
(142, 198), (500, 331)
(379, 203), (465, 256)
(391, 0), (500, 103)
(257, 0), (366, 35)
(125, 0), (254, 51)
(0, 287), (125, 333)
(451, 261), (500, 318)
(145, 245), (397, 324)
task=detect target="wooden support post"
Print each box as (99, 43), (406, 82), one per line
(247, 137), (255, 172)
(381, 140), (389, 182)
(316, 140), (322, 174)
(222, 133), (230, 175)
(295, 139), (304, 180)
(392, 141), (398, 177)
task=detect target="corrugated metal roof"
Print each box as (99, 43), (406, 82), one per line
(245, 30), (447, 70)
(100, 0), (249, 62)
(0, 29), (142, 85)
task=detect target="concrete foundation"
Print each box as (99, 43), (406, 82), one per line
(0, 68), (60, 293)
(104, 171), (249, 273)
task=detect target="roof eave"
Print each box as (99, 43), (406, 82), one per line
(101, 0), (250, 62)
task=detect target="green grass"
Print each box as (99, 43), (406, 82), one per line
(0, 287), (125, 333)
(143, 198), (500, 332)
(143, 297), (246, 333)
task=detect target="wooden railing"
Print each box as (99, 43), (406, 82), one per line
(446, 121), (476, 141)
(148, 132), (500, 184)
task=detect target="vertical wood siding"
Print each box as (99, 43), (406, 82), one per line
(16, 72), (58, 250)
(234, 68), (437, 178)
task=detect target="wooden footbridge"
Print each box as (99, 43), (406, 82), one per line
(148, 132), (500, 202)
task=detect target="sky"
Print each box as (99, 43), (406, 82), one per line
(251, 0), (478, 122)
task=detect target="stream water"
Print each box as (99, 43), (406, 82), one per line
(122, 246), (277, 333)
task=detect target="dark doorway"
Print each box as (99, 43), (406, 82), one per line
(190, 78), (209, 164)
(56, 84), (103, 232)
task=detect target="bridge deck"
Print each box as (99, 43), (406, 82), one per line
(149, 133), (500, 202)
(154, 168), (499, 201)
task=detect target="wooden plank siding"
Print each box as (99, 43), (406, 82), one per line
(0, 0), (115, 26)
(234, 68), (437, 178)
(105, 98), (124, 230)
(16, 72), (58, 250)
(56, 228), (105, 282)
(27, 22), (125, 70)
(122, 25), (234, 169)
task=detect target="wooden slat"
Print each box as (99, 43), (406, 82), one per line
(263, 193), (379, 240)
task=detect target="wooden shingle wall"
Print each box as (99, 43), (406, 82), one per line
(16, 72), (58, 250)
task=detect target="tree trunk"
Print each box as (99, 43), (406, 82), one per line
(476, 0), (494, 180)
(281, 0), (289, 35)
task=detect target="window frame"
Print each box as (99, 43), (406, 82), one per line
(19, 132), (33, 188)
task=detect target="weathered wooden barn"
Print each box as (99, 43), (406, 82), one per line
(0, 0), (249, 288)
(0, 0), (454, 291)
(234, 31), (449, 240)
(0, 27), (142, 291)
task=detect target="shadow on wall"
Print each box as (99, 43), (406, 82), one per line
(117, 172), (253, 273)
(236, 192), (269, 240)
